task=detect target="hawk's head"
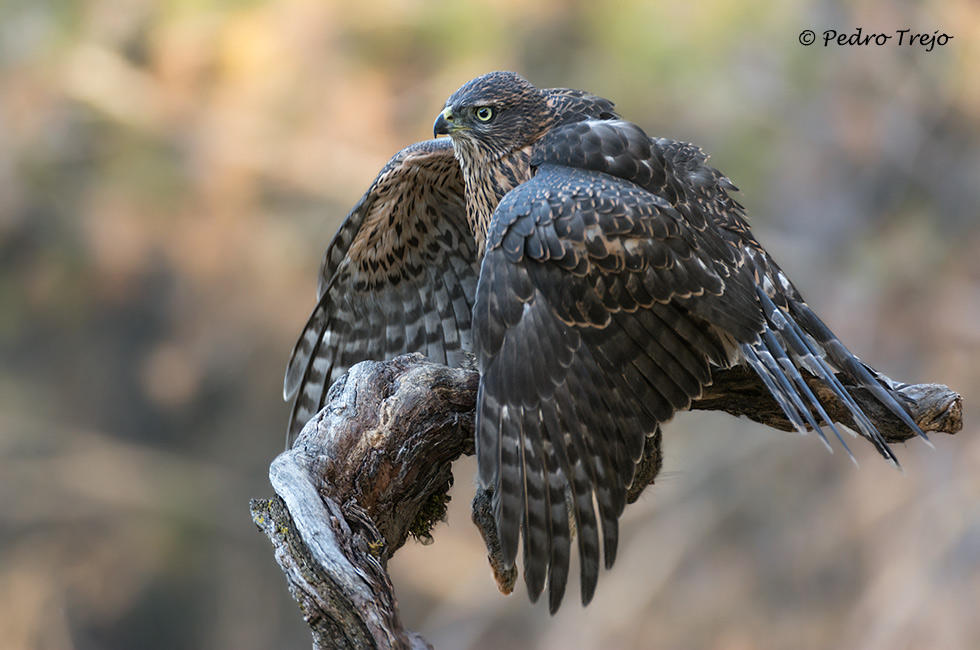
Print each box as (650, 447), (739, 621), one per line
(434, 71), (554, 162)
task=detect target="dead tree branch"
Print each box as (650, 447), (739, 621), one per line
(252, 353), (963, 649)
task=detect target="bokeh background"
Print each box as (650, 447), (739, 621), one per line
(2, 1), (978, 649)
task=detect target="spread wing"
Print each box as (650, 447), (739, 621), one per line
(534, 118), (923, 456)
(476, 165), (748, 613)
(283, 138), (478, 441)
(478, 119), (926, 613)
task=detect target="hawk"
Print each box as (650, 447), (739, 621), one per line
(284, 71), (925, 613)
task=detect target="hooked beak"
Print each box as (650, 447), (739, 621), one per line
(433, 107), (459, 138)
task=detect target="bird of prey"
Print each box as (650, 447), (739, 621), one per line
(284, 71), (925, 614)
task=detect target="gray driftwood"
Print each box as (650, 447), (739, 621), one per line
(251, 353), (963, 649)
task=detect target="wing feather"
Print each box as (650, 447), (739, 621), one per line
(284, 139), (478, 440)
(476, 166), (740, 611)
(476, 143), (925, 611)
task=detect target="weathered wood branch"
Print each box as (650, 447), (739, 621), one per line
(691, 365), (961, 442)
(252, 353), (962, 649)
(252, 356), (477, 650)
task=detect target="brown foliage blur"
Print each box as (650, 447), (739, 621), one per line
(1, 1), (977, 649)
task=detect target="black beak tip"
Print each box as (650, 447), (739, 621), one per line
(433, 111), (451, 138)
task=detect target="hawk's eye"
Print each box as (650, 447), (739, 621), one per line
(475, 106), (494, 122)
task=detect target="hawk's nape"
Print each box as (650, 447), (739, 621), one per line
(283, 139), (477, 443)
(436, 71), (926, 613)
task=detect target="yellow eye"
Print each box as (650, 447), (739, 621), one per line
(475, 106), (494, 122)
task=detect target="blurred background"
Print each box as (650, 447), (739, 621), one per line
(1, 0), (977, 648)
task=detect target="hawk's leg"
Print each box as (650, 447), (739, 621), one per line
(472, 486), (519, 595)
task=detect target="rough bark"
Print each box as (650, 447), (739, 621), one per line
(252, 353), (963, 649)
